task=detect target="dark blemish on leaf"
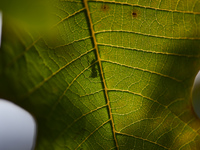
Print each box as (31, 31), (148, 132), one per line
(132, 11), (138, 18)
(101, 4), (109, 12)
(90, 59), (98, 78)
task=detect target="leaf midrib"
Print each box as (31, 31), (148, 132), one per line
(83, 0), (119, 149)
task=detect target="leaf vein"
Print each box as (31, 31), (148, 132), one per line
(53, 104), (108, 142)
(90, 0), (200, 15)
(22, 48), (95, 98)
(97, 43), (200, 58)
(115, 131), (168, 149)
(75, 119), (110, 150)
(96, 30), (200, 40)
(6, 7), (86, 68)
(101, 59), (182, 82)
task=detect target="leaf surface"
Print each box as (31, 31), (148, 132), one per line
(1, 0), (200, 149)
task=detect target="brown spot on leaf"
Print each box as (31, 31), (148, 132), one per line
(101, 4), (109, 12)
(132, 11), (138, 18)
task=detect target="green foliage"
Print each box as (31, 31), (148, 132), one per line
(1, 0), (200, 149)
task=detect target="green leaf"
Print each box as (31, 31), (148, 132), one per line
(1, 0), (200, 149)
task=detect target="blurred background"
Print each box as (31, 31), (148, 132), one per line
(0, 10), (200, 150)
(0, 12), (36, 150)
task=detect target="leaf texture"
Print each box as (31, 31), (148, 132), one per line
(1, 0), (200, 149)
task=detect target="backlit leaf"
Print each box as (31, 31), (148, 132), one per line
(1, 0), (200, 149)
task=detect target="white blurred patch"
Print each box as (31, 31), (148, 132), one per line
(0, 99), (36, 150)
(192, 71), (200, 118)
